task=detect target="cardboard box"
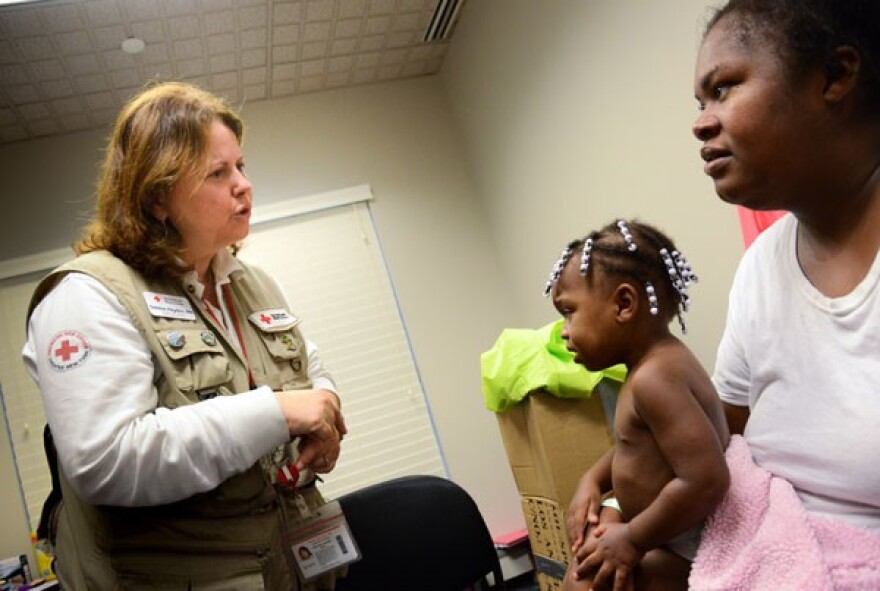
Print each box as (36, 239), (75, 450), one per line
(495, 379), (618, 589)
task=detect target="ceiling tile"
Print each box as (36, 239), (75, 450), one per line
(272, 78), (297, 96)
(83, 0), (124, 28)
(325, 71), (349, 88)
(273, 2), (303, 25)
(242, 83), (266, 100)
(355, 52), (380, 68)
(123, 0), (163, 21)
(29, 118), (61, 137)
(18, 102), (50, 121)
(140, 42), (170, 65)
(273, 24), (300, 45)
(338, 0), (366, 19)
(170, 15), (201, 39)
(0, 125), (29, 143)
(162, 0), (200, 18)
(209, 53), (236, 73)
(369, 0), (395, 16)
(41, 79), (75, 100)
(273, 63), (297, 81)
(77, 73), (110, 94)
(238, 5), (268, 29)
(298, 74), (325, 93)
(61, 113), (92, 131)
(130, 19), (166, 44)
(40, 3), (87, 32)
(241, 67), (265, 85)
(303, 21), (331, 42)
(205, 10), (235, 35)
(301, 41), (327, 61)
(201, 0), (235, 10)
(240, 28), (267, 49)
(272, 45), (298, 64)
(109, 68), (143, 89)
(207, 32), (235, 55)
(66, 53), (102, 76)
(0, 64), (30, 85)
(0, 9), (46, 38)
(240, 48), (266, 68)
(55, 30), (94, 55)
(330, 38), (358, 56)
(364, 16), (391, 36)
(0, 40), (14, 65)
(30, 59), (66, 82)
(177, 57), (206, 78)
(381, 48), (408, 65)
(392, 12), (419, 32)
(306, 0), (334, 22)
(173, 38), (204, 60)
(334, 18), (361, 39)
(387, 31), (415, 48)
(50, 97), (84, 115)
(211, 71), (237, 89)
(91, 25), (127, 51)
(327, 55), (353, 73)
(350, 68), (375, 85)
(377, 63), (401, 80)
(0, 108), (16, 126)
(84, 90), (115, 110)
(102, 49), (138, 71)
(12, 37), (55, 61)
(359, 35), (384, 52)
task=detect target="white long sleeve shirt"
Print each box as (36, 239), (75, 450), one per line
(23, 254), (336, 507)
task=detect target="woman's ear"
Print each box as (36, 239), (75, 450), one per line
(823, 46), (861, 103)
(612, 283), (638, 323)
(149, 192), (169, 222)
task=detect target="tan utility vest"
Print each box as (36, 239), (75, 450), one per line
(29, 250), (334, 591)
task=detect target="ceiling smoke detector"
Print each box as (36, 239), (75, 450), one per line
(121, 37), (145, 54)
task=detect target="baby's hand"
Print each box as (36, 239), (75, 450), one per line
(575, 523), (642, 591)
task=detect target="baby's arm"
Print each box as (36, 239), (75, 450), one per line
(623, 367), (730, 552)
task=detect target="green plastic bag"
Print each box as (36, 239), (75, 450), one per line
(480, 319), (626, 412)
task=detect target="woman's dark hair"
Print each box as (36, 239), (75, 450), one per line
(706, 0), (880, 116)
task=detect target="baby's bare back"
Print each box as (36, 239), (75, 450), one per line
(611, 340), (729, 521)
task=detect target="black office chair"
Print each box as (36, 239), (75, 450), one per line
(335, 474), (507, 591)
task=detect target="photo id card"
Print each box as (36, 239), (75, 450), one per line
(285, 500), (360, 581)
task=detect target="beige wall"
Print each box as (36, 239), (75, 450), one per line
(440, 0), (744, 370)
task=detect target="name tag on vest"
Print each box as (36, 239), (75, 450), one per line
(248, 309), (300, 332)
(143, 292), (197, 321)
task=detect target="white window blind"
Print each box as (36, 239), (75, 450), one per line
(240, 199), (447, 499)
(0, 187), (446, 529)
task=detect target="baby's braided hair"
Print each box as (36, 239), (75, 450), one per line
(543, 219), (698, 333)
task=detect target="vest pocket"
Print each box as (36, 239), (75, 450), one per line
(157, 329), (232, 394)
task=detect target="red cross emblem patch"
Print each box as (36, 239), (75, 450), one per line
(48, 330), (91, 372)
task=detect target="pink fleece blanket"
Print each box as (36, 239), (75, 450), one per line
(690, 435), (880, 590)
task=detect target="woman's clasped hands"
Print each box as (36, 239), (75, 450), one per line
(275, 388), (348, 473)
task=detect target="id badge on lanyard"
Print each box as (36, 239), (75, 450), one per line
(284, 500), (360, 582)
(276, 464), (360, 581)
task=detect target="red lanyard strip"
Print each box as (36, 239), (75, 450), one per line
(203, 284), (257, 389)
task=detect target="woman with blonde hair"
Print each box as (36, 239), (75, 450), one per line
(23, 81), (347, 590)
